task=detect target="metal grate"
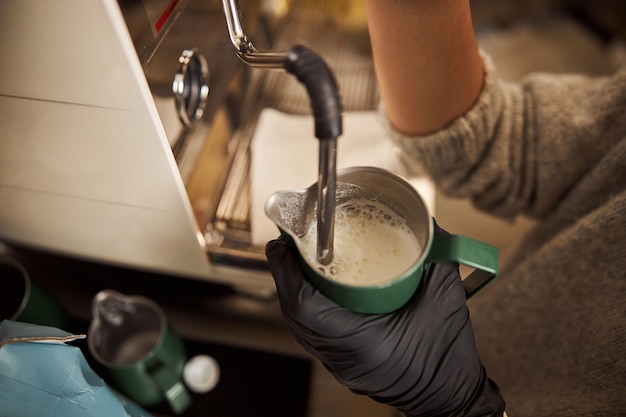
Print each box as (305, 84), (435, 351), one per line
(262, 1), (378, 114)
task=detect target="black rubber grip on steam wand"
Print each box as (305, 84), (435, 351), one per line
(284, 45), (343, 141)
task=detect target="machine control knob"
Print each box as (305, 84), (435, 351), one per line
(172, 48), (209, 127)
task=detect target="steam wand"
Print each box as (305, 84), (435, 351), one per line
(222, 0), (343, 265)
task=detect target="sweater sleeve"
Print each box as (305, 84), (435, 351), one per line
(382, 52), (626, 220)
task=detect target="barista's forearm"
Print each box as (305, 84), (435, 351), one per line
(365, 0), (483, 135)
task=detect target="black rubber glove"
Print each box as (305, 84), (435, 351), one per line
(265, 222), (505, 417)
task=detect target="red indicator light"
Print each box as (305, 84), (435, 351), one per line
(155, 0), (180, 33)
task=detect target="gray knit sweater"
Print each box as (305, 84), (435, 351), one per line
(384, 54), (626, 416)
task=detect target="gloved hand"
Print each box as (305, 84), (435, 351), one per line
(265, 221), (505, 417)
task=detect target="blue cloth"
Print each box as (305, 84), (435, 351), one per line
(0, 320), (151, 417)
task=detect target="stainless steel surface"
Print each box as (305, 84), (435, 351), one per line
(221, 0), (341, 265)
(316, 138), (337, 265)
(118, 0), (273, 277)
(88, 289), (165, 365)
(120, 0), (244, 178)
(172, 48), (210, 129)
(222, 0), (288, 69)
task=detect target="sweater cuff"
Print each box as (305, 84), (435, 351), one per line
(378, 50), (502, 179)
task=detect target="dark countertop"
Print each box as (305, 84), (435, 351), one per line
(1, 242), (396, 417)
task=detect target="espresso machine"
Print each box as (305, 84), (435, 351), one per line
(0, 0), (378, 292)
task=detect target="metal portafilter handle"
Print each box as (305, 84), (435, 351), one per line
(221, 0), (343, 265)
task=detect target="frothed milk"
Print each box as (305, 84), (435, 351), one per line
(299, 199), (422, 286)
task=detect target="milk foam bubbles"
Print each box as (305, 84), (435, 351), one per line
(299, 199), (422, 286)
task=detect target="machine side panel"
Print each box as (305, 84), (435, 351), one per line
(0, 0), (210, 278)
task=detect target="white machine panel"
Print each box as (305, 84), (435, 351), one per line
(0, 0), (211, 278)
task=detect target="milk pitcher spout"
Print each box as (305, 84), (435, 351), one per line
(91, 290), (135, 329)
(265, 188), (317, 243)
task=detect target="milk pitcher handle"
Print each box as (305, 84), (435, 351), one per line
(151, 358), (192, 414)
(425, 235), (499, 298)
